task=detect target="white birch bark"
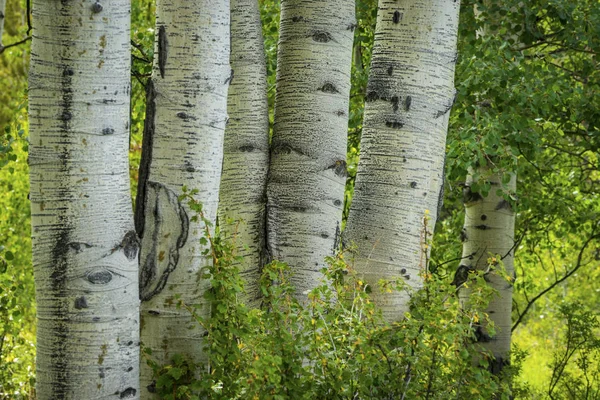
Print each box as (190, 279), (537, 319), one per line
(218, 0), (269, 304)
(267, 0), (355, 297)
(344, 0), (461, 321)
(28, 1), (139, 398)
(135, 0), (230, 397)
(460, 169), (516, 373)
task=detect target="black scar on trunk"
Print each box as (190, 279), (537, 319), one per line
(135, 79), (157, 238)
(158, 26), (168, 78)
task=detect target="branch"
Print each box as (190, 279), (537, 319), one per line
(0, 36), (31, 54)
(512, 231), (599, 332)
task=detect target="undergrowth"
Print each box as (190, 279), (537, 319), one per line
(144, 191), (524, 400)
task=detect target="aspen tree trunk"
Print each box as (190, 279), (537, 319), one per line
(218, 0), (269, 304)
(135, 0), (230, 397)
(28, 1), (139, 398)
(458, 3), (518, 376)
(460, 169), (516, 373)
(267, 0), (355, 296)
(345, 0), (461, 321)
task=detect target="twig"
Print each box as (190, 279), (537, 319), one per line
(0, 36), (32, 54)
(512, 231), (599, 332)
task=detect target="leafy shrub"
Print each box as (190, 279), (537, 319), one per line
(145, 193), (521, 399)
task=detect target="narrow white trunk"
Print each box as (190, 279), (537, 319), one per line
(460, 170), (516, 373)
(28, 1), (139, 398)
(344, 0), (461, 321)
(218, 0), (269, 304)
(267, 0), (355, 296)
(458, 3), (517, 375)
(135, 0), (230, 397)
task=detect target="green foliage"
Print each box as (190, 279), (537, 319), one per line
(546, 303), (600, 400)
(146, 196), (520, 399)
(0, 120), (35, 399)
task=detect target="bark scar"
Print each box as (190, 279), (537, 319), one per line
(135, 79), (157, 237)
(139, 181), (189, 301)
(158, 26), (168, 78)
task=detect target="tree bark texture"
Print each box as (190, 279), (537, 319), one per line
(344, 0), (460, 321)
(460, 171), (516, 374)
(218, 0), (269, 305)
(28, 1), (139, 398)
(135, 0), (230, 397)
(267, 0), (355, 297)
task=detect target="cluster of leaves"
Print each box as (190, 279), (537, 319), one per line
(0, 121), (35, 399)
(435, 2), (600, 390)
(546, 303), (600, 400)
(146, 194), (520, 399)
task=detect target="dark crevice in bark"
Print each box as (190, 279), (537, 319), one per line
(135, 79), (157, 237)
(158, 26), (167, 78)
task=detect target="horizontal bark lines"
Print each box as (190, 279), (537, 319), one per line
(460, 170), (516, 374)
(137, 0), (230, 397)
(267, 0), (355, 297)
(345, 0), (461, 321)
(218, 0), (269, 304)
(28, 0), (139, 398)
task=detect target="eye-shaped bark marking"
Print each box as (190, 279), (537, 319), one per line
(139, 181), (189, 301)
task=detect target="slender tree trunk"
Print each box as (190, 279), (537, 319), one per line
(218, 0), (269, 304)
(266, 0), (355, 297)
(28, 1), (139, 398)
(135, 0), (230, 397)
(344, 0), (461, 321)
(460, 169), (516, 374)
(458, 2), (517, 376)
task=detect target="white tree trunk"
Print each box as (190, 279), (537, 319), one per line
(267, 0), (355, 297)
(28, 1), (139, 398)
(457, 3), (517, 376)
(218, 0), (269, 304)
(344, 0), (460, 321)
(135, 0), (230, 397)
(460, 170), (516, 373)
